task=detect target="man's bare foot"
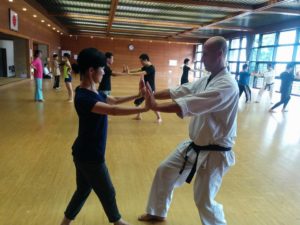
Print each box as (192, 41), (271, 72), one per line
(156, 118), (162, 123)
(60, 216), (71, 225)
(133, 115), (142, 120)
(269, 109), (276, 113)
(138, 213), (165, 222)
(114, 218), (131, 225)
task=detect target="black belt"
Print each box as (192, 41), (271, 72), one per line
(179, 142), (231, 184)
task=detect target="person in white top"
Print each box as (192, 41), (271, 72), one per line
(255, 63), (276, 103)
(138, 36), (239, 225)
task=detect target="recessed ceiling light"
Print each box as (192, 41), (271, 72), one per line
(41, 20), (45, 23)
(60, 33), (63, 35)
(53, 27), (56, 30)
(56, 30), (59, 33)
(8, 0), (13, 2)
(47, 24), (51, 27)
(22, 8), (27, 11)
(110, 37), (114, 40)
(91, 36), (93, 39)
(33, 15), (37, 18)
(69, 35), (72, 37)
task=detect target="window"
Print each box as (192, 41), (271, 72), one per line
(240, 49), (247, 61)
(275, 46), (294, 62)
(274, 63), (287, 75)
(241, 37), (247, 48)
(229, 63), (237, 73)
(258, 47), (274, 61)
(296, 46), (300, 61)
(228, 49), (239, 61)
(253, 34), (260, 47)
(197, 45), (202, 52)
(250, 29), (300, 96)
(196, 52), (202, 61)
(278, 30), (296, 45)
(231, 38), (240, 49)
(194, 44), (204, 78)
(227, 37), (247, 75)
(250, 48), (258, 61)
(261, 33), (276, 46)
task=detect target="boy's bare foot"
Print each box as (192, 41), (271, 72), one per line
(269, 109), (275, 113)
(133, 115), (142, 120)
(114, 218), (131, 225)
(138, 213), (165, 222)
(157, 118), (162, 123)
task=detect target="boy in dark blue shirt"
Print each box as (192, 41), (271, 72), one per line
(60, 48), (149, 225)
(238, 63), (251, 103)
(269, 63), (295, 112)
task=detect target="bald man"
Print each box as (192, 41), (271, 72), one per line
(138, 36), (239, 225)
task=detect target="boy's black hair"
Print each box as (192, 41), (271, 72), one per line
(242, 63), (248, 70)
(63, 52), (71, 59)
(139, 54), (150, 61)
(77, 48), (106, 76)
(105, 52), (113, 59)
(184, 58), (190, 64)
(34, 50), (42, 58)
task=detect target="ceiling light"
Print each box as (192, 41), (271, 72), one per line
(8, 0), (13, 2)
(22, 8), (27, 11)
(33, 15), (37, 18)
(130, 39), (133, 41)
(110, 37), (114, 40)
(47, 24), (51, 27)
(69, 35), (72, 37)
(60, 33), (63, 35)
(91, 36), (93, 39)
(41, 20), (45, 23)
(53, 27), (56, 30)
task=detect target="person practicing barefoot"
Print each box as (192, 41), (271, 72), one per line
(60, 48), (149, 225)
(139, 36), (239, 225)
(61, 53), (74, 102)
(127, 54), (162, 123)
(269, 63), (296, 113)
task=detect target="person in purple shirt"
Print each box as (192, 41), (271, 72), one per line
(30, 50), (44, 102)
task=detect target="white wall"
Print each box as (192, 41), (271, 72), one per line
(0, 40), (15, 77)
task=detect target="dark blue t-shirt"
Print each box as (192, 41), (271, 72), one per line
(72, 87), (108, 162)
(280, 71), (294, 95)
(238, 71), (250, 86)
(142, 65), (155, 91)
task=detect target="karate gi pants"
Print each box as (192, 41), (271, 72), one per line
(145, 140), (235, 225)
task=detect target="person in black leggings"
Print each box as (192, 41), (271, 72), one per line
(269, 63), (295, 113)
(60, 48), (150, 225)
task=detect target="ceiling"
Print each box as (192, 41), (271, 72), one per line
(25, 0), (300, 42)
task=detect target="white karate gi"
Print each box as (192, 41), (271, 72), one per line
(256, 69), (276, 102)
(146, 69), (239, 225)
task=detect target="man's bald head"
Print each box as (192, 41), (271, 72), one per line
(201, 36), (228, 74)
(204, 36), (228, 58)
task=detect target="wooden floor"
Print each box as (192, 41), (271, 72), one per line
(0, 74), (300, 225)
